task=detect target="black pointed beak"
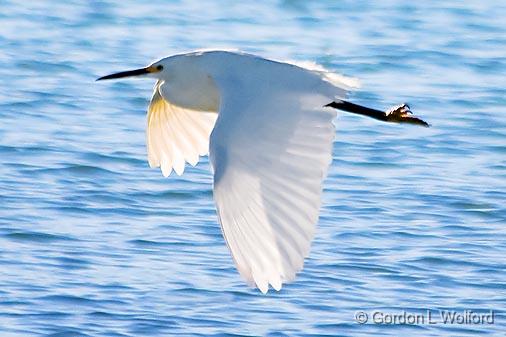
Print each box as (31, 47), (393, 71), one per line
(96, 67), (152, 81)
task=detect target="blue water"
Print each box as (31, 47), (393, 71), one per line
(1, 1), (505, 336)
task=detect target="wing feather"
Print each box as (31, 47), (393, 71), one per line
(209, 62), (342, 292)
(147, 81), (218, 176)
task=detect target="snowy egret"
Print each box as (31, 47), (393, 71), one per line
(97, 50), (428, 293)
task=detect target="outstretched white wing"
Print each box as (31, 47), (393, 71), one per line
(209, 65), (341, 293)
(147, 81), (217, 176)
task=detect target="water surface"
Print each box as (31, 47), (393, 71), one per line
(0, 1), (505, 336)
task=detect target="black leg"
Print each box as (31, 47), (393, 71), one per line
(325, 100), (429, 127)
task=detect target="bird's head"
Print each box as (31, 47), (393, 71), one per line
(96, 60), (167, 81)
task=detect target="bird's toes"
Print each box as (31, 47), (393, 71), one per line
(385, 103), (429, 127)
(386, 103), (411, 118)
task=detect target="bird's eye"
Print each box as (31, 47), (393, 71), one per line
(156, 65), (163, 71)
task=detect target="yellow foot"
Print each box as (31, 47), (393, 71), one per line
(386, 104), (430, 127)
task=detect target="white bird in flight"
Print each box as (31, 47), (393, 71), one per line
(97, 50), (428, 293)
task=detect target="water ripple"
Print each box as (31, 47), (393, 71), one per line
(0, 1), (505, 336)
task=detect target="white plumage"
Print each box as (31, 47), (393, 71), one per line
(99, 50), (357, 293)
(147, 80), (217, 176)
